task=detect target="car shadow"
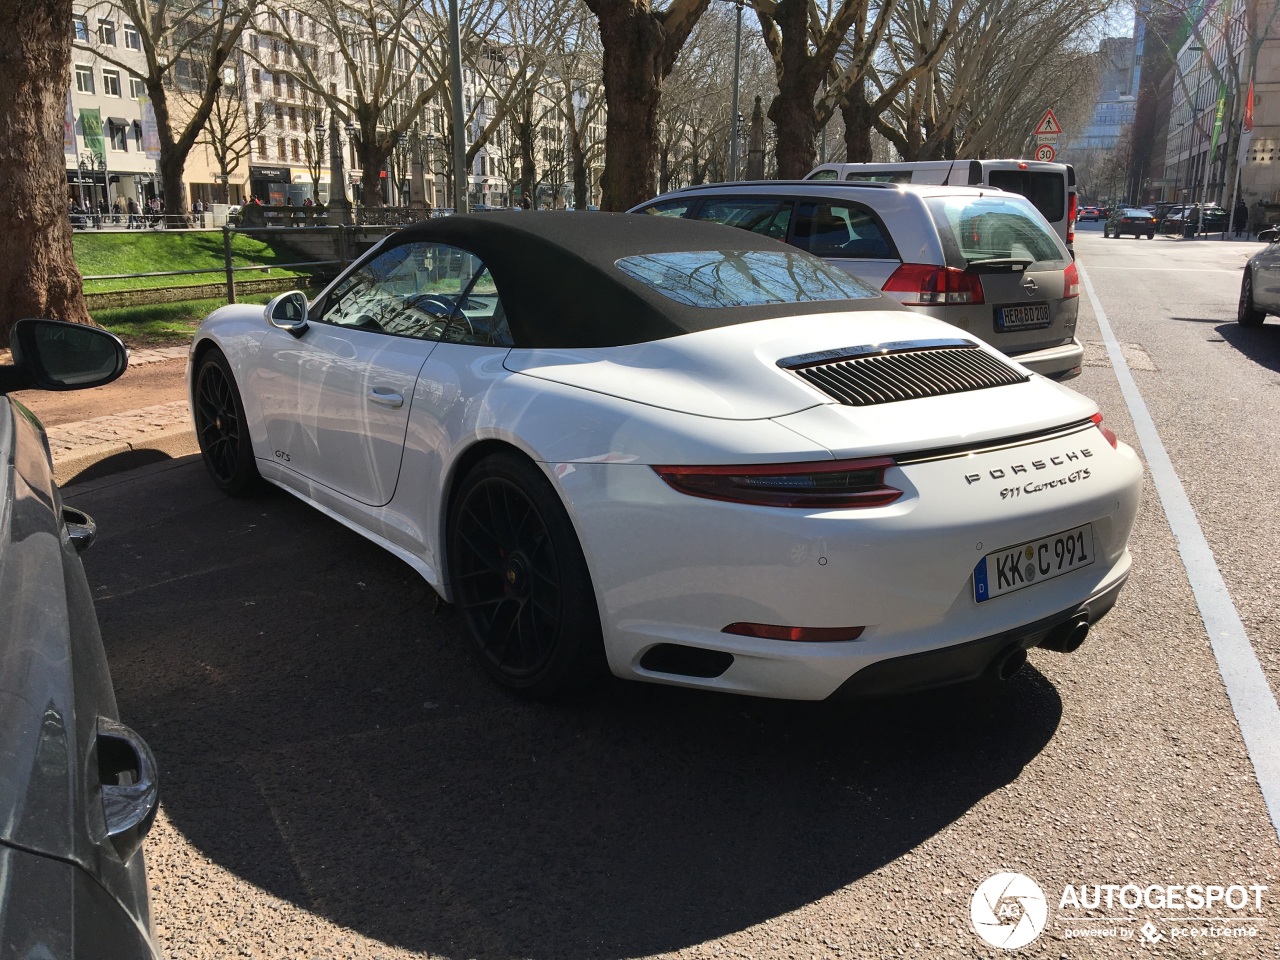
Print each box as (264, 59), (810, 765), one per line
(1216, 321), (1280, 374)
(79, 467), (1064, 960)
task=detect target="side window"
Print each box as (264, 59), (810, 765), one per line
(637, 199), (693, 217)
(808, 169), (838, 180)
(793, 202), (896, 260)
(317, 242), (511, 346)
(692, 198), (790, 239)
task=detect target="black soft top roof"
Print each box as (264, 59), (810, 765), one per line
(384, 211), (889, 349)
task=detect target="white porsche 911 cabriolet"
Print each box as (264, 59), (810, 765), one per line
(189, 213), (1142, 700)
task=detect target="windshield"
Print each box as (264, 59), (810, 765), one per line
(986, 169), (1067, 222)
(925, 195), (1067, 266)
(615, 250), (880, 308)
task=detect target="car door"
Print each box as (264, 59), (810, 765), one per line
(256, 241), (479, 507)
(1253, 237), (1280, 309)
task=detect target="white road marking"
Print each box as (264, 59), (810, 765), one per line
(1080, 265), (1280, 844)
(1081, 266), (1242, 273)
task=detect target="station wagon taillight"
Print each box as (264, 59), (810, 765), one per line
(1064, 261), (1080, 299)
(882, 263), (985, 305)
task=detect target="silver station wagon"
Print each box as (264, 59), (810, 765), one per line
(632, 181), (1083, 381)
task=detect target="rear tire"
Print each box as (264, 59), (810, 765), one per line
(193, 349), (261, 496)
(447, 452), (606, 698)
(1239, 271), (1266, 327)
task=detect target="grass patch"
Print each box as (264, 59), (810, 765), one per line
(75, 231), (312, 293)
(92, 292), (307, 349)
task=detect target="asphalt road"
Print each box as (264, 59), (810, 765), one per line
(66, 226), (1280, 958)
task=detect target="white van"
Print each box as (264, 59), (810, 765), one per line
(807, 159), (1077, 252)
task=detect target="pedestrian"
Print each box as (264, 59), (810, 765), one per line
(1234, 197), (1248, 237)
(1252, 199), (1267, 238)
(113, 195), (125, 225)
(126, 196), (139, 229)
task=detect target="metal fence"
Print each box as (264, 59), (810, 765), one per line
(78, 225), (392, 306)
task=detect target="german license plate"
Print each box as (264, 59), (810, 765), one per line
(973, 523), (1095, 602)
(996, 303), (1051, 330)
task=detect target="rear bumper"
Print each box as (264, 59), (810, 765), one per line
(1008, 337), (1084, 381)
(830, 574), (1125, 698)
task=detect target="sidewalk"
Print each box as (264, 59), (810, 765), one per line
(46, 345), (197, 485)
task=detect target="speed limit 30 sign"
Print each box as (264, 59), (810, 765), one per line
(1035, 143), (1056, 162)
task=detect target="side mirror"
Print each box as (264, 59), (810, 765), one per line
(265, 290), (309, 336)
(1, 319), (128, 395)
(1260, 228), (1279, 244)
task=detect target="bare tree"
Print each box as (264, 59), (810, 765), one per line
(195, 76), (269, 202)
(266, 0), (500, 206)
(0, 0), (91, 342)
(83, 0), (260, 217)
(754, 0), (958, 178)
(868, 0), (1106, 161)
(582, 0), (713, 210)
(548, 3), (607, 209)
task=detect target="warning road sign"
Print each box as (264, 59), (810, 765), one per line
(1033, 109), (1062, 137)
(1035, 143), (1057, 162)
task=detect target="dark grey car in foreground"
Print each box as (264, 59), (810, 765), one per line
(0, 319), (160, 958)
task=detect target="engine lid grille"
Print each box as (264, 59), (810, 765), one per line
(779, 340), (1029, 406)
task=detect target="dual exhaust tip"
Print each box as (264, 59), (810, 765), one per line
(990, 615), (1090, 681)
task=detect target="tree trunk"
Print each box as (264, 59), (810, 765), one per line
(840, 91), (874, 163)
(765, 0), (821, 179)
(592, 5), (666, 210)
(0, 0), (91, 344)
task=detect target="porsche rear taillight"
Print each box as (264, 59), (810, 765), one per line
(652, 457), (902, 508)
(1064, 261), (1080, 299)
(882, 263), (985, 305)
(1091, 412), (1118, 448)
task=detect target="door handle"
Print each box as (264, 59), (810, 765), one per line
(97, 717), (159, 862)
(367, 388), (404, 408)
(62, 505), (97, 554)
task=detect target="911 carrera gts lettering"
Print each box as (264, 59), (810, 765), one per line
(274, 450), (290, 462)
(1000, 468), (1092, 499)
(964, 447), (1095, 485)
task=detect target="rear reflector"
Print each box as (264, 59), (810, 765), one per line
(653, 457), (902, 508)
(723, 622), (866, 642)
(1091, 412), (1118, 448)
(883, 263), (985, 305)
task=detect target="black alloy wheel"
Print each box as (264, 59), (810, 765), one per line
(193, 350), (261, 495)
(1239, 271), (1266, 327)
(448, 452), (605, 697)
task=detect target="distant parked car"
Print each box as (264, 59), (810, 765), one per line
(1078, 205), (1104, 222)
(0, 320), (160, 958)
(1103, 207), (1159, 239)
(1162, 203), (1227, 235)
(631, 180), (1084, 380)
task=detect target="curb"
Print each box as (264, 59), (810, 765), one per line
(47, 400), (197, 486)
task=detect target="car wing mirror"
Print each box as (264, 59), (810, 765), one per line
(265, 290), (310, 336)
(0, 318), (128, 395)
(1260, 228), (1279, 244)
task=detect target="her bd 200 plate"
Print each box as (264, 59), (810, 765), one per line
(188, 212), (1141, 701)
(997, 302), (1051, 330)
(974, 523), (1095, 603)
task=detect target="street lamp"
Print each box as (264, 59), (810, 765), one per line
(729, 0), (743, 181)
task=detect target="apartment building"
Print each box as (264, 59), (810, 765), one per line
(67, 3), (161, 209)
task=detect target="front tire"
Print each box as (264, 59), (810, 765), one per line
(447, 452), (605, 698)
(193, 349), (261, 496)
(1239, 271), (1266, 327)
